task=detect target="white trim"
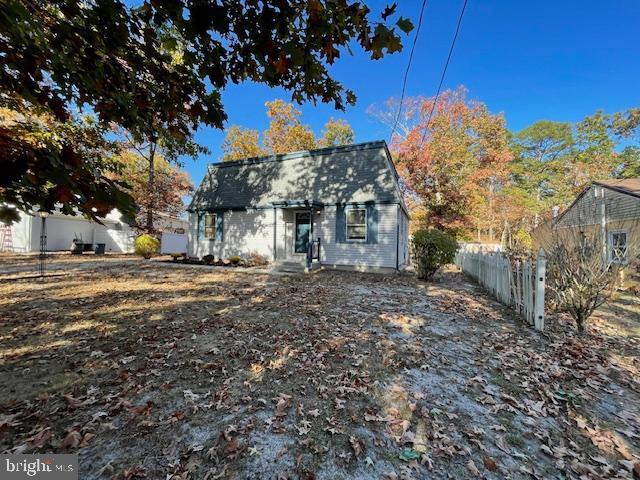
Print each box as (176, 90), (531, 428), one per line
(204, 213), (216, 240)
(345, 207), (367, 242)
(293, 211), (310, 255)
(608, 229), (628, 264)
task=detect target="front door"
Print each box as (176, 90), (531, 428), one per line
(294, 212), (310, 254)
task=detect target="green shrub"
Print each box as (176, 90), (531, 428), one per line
(228, 255), (242, 265)
(410, 229), (457, 280)
(134, 234), (160, 259)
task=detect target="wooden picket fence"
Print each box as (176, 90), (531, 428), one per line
(455, 247), (547, 331)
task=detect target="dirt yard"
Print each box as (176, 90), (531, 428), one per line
(0, 256), (638, 479)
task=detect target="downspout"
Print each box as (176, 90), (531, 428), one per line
(273, 206), (277, 262)
(600, 189), (607, 264)
(395, 204), (400, 271)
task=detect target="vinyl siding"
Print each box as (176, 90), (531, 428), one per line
(398, 208), (410, 267)
(557, 185), (640, 227)
(319, 204), (398, 268)
(188, 209), (275, 260)
(188, 204), (404, 269)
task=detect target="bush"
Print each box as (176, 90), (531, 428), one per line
(247, 253), (269, 267)
(228, 255), (242, 265)
(134, 234), (160, 259)
(410, 229), (457, 280)
(203, 254), (216, 265)
(546, 232), (624, 333)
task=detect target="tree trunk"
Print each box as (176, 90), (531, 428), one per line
(146, 142), (157, 233)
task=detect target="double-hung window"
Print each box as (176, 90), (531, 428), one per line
(609, 230), (628, 264)
(346, 208), (367, 241)
(204, 213), (216, 240)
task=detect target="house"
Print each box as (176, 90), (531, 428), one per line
(1, 208), (135, 253)
(533, 178), (640, 283)
(187, 141), (410, 272)
(0, 208), (189, 254)
(155, 212), (189, 234)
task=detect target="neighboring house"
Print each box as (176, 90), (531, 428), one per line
(155, 212), (189, 234)
(0, 208), (135, 253)
(533, 178), (640, 283)
(188, 141), (410, 272)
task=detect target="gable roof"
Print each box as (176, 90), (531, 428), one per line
(554, 177), (640, 225)
(593, 178), (640, 199)
(189, 141), (407, 213)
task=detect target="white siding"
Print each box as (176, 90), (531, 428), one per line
(319, 204), (398, 269)
(1, 214), (32, 253)
(33, 214), (134, 252)
(188, 209), (275, 260)
(189, 204), (404, 269)
(398, 208), (410, 267)
(2, 210), (134, 253)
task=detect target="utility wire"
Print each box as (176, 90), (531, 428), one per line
(420, 0), (469, 146)
(388, 0), (428, 143)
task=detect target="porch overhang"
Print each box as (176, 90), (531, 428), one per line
(271, 199), (324, 209)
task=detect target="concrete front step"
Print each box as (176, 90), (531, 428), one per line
(273, 260), (321, 273)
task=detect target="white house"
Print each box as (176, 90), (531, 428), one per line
(0, 208), (135, 253)
(188, 141), (410, 272)
(1, 208), (189, 254)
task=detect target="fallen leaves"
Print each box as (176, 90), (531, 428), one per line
(466, 459), (480, 476)
(1, 262), (639, 480)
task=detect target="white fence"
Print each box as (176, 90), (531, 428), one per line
(160, 232), (188, 255)
(455, 248), (547, 331)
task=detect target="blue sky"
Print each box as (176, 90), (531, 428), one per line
(183, 0), (640, 186)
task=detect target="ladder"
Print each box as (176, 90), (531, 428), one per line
(0, 224), (13, 252)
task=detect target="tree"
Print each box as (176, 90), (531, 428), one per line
(120, 130), (203, 231)
(319, 118), (355, 148)
(1, 0), (412, 220)
(221, 126), (267, 162)
(389, 87), (513, 238)
(263, 100), (317, 154)
(0, 101), (133, 223)
(221, 100), (355, 161)
(507, 108), (640, 236)
(112, 151), (193, 232)
(617, 147), (640, 178)
(509, 120), (574, 226)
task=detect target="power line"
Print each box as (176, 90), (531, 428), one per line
(388, 0), (428, 143)
(420, 0), (469, 146)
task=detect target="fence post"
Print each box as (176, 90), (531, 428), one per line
(534, 248), (546, 331)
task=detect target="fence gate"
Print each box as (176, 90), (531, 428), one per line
(455, 247), (546, 331)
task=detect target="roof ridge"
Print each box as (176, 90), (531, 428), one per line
(208, 140), (386, 171)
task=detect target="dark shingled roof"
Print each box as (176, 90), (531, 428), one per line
(188, 141), (406, 211)
(594, 178), (640, 198)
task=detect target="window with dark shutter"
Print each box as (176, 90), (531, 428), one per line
(204, 213), (216, 240)
(346, 208), (367, 241)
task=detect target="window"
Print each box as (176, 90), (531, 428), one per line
(204, 213), (216, 239)
(346, 208), (367, 241)
(609, 230), (628, 264)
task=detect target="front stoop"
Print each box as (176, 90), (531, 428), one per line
(273, 260), (321, 274)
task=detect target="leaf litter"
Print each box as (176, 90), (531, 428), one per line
(0, 257), (638, 479)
